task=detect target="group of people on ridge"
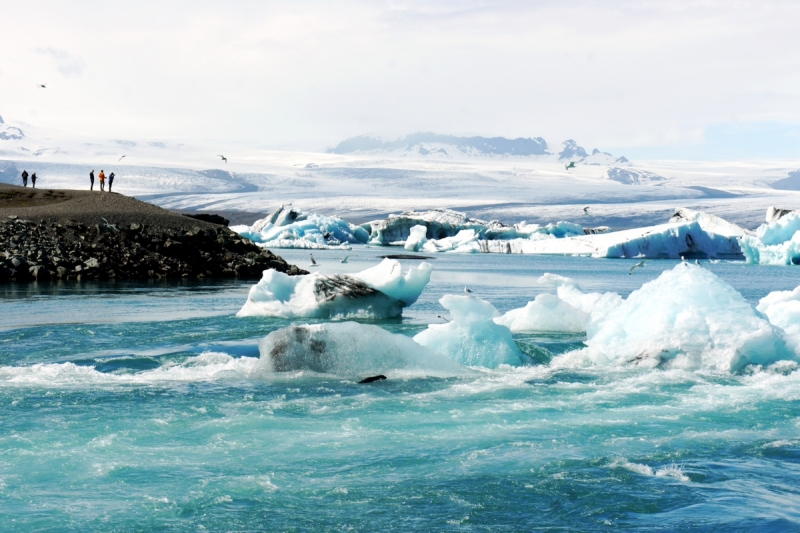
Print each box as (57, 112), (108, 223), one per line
(20, 170), (37, 188)
(89, 170), (115, 192)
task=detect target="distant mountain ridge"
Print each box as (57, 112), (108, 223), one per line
(329, 132), (629, 163)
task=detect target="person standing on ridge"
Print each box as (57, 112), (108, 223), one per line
(108, 172), (115, 193)
(98, 170), (106, 191)
(31, 173), (37, 188)
(21, 170), (28, 187)
(89, 170), (95, 191)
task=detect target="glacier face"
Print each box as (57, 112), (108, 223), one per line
(237, 259), (432, 319)
(414, 294), (528, 368)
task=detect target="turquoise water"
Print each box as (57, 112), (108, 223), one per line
(2, 250), (800, 531)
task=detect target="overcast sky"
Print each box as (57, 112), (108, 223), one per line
(1, 0), (799, 158)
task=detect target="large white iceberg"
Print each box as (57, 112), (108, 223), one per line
(414, 294), (527, 367)
(237, 259), (432, 319)
(232, 204), (370, 249)
(253, 322), (467, 378)
(509, 209), (747, 259)
(572, 264), (793, 371)
(494, 293), (588, 333)
(740, 211), (800, 265)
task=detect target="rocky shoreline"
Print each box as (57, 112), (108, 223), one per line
(0, 183), (306, 282)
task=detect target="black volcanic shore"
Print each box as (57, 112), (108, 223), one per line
(0, 184), (306, 282)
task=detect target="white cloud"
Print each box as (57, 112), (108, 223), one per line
(0, 0), (797, 155)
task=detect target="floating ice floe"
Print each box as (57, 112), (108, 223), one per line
(254, 322), (467, 378)
(414, 294), (527, 367)
(568, 263), (794, 371)
(740, 208), (800, 265)
(231, 204), (369, 249)
(758, 286), (800, 352)
(237, 259), (432, 319)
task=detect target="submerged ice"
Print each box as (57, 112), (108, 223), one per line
(237, 259), (432, 319)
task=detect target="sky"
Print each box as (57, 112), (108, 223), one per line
(1, 0), (799, 159)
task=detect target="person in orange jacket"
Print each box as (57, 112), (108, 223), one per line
(98, 170), (106, 191)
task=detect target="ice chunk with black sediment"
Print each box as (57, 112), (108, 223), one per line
(494, 293), (588, 333)
(414, 294), (527, 367)
(237, 259), (432, 319)
(740, 212), (800, 265)
(254, 322), (467, 378)
(231, 204), (369, 249)
(568, 264), (793, 371)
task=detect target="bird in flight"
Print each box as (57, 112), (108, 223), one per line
(340, 255), (352, 264)
(309, 253), (318, 267)
(218, 155), (227, 163)
(464, 286), (472, 294)
(628, 260), (647, 275)
(118, 155), (127, 162)
(38, 84), (47, 89)
(565, 161), (576, 170)
(582, 206), (590, 215)
(437, 315), (450, 322)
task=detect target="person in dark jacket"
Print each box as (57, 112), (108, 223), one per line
(108, 172), (115, 193)
(21, 170), (28, 187)
(90, 170), (95, 191)
(31, 173), (37, 188)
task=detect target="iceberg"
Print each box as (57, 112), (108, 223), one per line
(414, 294), (527, 367)
(231, 204), (369, 249)
(757, 286), (800, 352)
(404, 224), (429, 251)
(254, 322), (467, 378)
(574, 264), (793, 371)
(538, 273), (623, 331)
(369, 208), (585, 247)
(740, 212), (800, 265)
(508, 209), (747, 259)
(494, 293), (588, 333)
(237, 259), (432, 319)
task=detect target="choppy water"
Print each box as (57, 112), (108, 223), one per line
(3, 250), (800, 531)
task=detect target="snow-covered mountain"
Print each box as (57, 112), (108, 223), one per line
(328, 133), (630, 164)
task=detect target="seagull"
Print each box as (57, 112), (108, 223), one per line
(437, 315), (450, 322)
(118, 155), (127, 162)
(695, 259), (700, 265)
(628, 260), (647, 275)
(38, 84), (47, 89)
(464, 286), (472, 294)
(565, 161), (576, 170)
(583, 206), (590, 215)
(100, 217), (119, 233)
(218, 155), (227, 163)
(340, 255), (352, 264)
(309, 253), (318, 267)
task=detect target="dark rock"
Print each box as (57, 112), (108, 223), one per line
(184, 213), (230, 226)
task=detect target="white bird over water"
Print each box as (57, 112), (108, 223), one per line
(583, 206), (590, 215)
(628, 260), (647, 275)
(118, 155), (127, 162)
(340, 255), (352, 264)
(464, 286), (473, 294)
(309, 253), (318, 267)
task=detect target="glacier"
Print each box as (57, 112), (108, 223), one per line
(254, 322), (467, 378)
(413, 294), (528, 367)
(564, 263), (794, 372)
(237, 259), (432, 319)
(231, 204), (370, 249)
(740, 210), (800, 265)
